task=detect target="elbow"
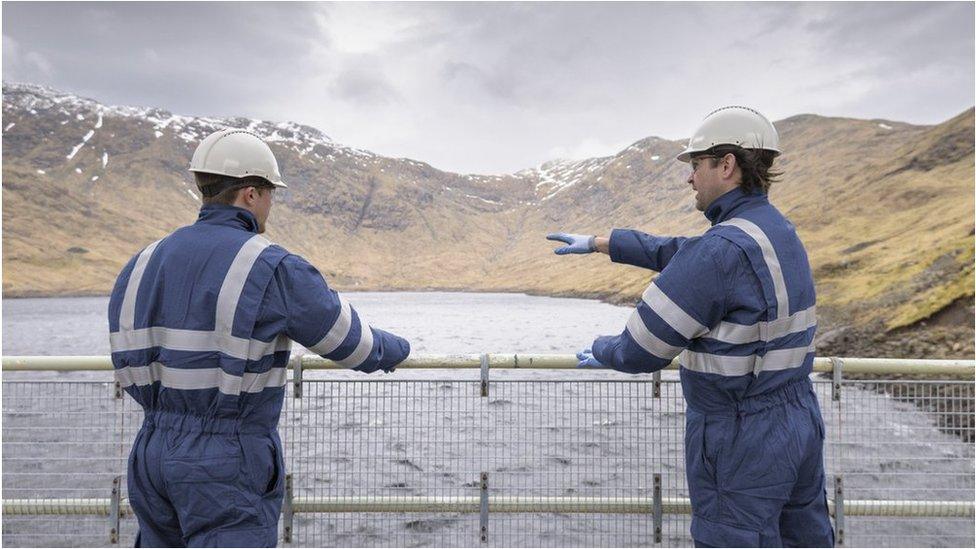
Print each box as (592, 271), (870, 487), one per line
(612, 358), (660, 375)
(353, 335), (410, 374)
(610, 351), (671, 375)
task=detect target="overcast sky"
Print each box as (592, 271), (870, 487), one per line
(3, 2), (974, 174)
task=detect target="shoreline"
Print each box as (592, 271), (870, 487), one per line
(2, 286), (635, 305)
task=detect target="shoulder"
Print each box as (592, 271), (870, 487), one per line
(705, 220), (766, 258)
(244, 236), (289, 265)
(272, 252), (331, 286)
(275, 250), (312, 271)
(677, 232), (742, 269)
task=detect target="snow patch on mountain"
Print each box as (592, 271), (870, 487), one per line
(519, 156), (614, 201)
(2, 82), (376, 162)
(66, 129), (95, 160)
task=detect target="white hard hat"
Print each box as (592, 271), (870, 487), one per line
(189, 129), (287, 188)
(676, 106), (780, 163)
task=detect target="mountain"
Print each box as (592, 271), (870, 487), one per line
(3, 82), (973, 358)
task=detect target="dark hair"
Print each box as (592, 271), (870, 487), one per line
(701, 145), (782, 194)
(194, 173), (274, 205)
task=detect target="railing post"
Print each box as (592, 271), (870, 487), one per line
(653, 473), (662, 544)
(109, 476), (121, 545)
(830, 357), (844, 402)
(479, 472), (489, 544)
(114, 381), (123, 400)
(292, 356), (303, 399)
(283, 474), (294, 544)
(480, 354), (489, 398)
(834, 476), (845, 546)
(652, 371), (661, 398)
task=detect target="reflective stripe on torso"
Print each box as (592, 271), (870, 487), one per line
(110, 230), (291, 400)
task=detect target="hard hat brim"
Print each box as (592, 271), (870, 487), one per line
(675, 145), (781, 163)
(189, 167), (288, 189)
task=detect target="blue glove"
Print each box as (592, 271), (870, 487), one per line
(547, 232), (596, 255)
(576, 348), (605, 369)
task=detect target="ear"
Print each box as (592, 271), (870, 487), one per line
(721, 153), (737, 178)
(240, 186), (258, 205)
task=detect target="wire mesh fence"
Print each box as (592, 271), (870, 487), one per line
(821, 380), (975, 548)
(2, 364), (974, 548)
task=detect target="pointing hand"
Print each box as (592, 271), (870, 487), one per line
(547, 232), (596, 255)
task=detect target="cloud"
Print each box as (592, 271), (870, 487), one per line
(330, 66), (401, 106)
(2, 35), (53, 79)
(315, 3), (433, 54)
(2, 2), (972, 173)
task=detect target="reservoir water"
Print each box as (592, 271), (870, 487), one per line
(2, 292), (633, 357)
(2, 294), (973, 547)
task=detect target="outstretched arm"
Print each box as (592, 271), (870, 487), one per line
(591, 236), (728, 374)
(276, 255), (410, 373)
(607, 229), (689, 272)
(546, 230), (687, 272)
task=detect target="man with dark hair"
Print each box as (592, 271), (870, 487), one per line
(109, 129), (411, 547)
(195, 172), (275, 205)
(547, 107), (833, 547)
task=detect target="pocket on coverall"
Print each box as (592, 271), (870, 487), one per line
(162, 435), (263, 539)
(685, 409), (722, 520)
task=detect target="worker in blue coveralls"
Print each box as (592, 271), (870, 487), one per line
(547, 107), (834, 548)
(108, 129), (411, 547)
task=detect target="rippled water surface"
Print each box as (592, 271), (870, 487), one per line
(2, 292), (633, 356)
(2, 294), (973, 548)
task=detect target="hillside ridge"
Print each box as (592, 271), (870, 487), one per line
(3, 82), (973, 358)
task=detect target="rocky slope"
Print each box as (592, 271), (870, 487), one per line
(3, 82), (973, 357)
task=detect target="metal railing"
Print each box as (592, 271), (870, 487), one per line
(2, 354), (974, 547)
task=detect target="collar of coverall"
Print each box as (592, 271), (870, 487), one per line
(704, 186), (769, 226)
(195, 204), (260, 234)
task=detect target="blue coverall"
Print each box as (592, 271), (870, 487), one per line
(108, 205), (410, 547)
(592, 187), (834, 547)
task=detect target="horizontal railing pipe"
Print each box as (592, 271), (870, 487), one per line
(2, 498), (119, 516)
(4, 355), (974, 377)
(2, 356), (113, 371)
(4, 496), (972, 518)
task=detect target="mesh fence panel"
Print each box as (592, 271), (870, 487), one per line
(823, 379), (975, 548)
(282, 378), (484, 547)
(2, 372), (974, 547)
(486, 378), (677, 547)
(2, 381), (125, 547)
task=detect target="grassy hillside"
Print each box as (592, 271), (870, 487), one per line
(3, 83), (972, 357)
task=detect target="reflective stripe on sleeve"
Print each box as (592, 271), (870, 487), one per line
(308, 295), (353, 355)
(333, 321), (375, 368)
(624, 310), (685, 359)
(641, 283), (708, 340)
